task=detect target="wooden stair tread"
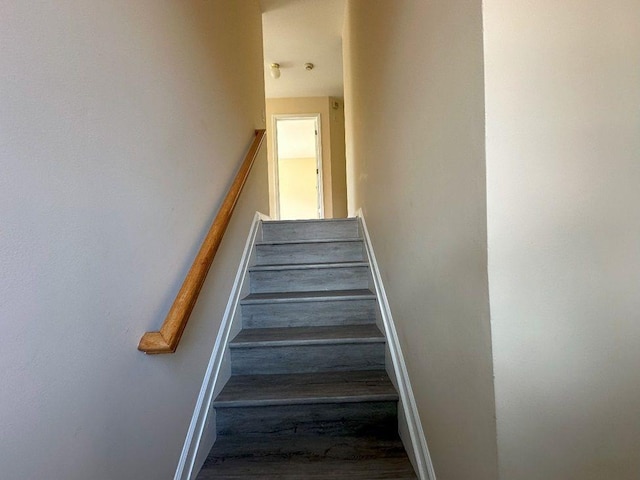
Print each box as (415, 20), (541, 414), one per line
(241, 289), (375, 304)
(262, 218), (358, 225)
(249, 261), (368, 272)
(198, 434), (417, 479)
(230, 324), (384, 348)
(256, 237), (363, 246)
(214, 370), (397, 407)
(261, 218), (360, 242)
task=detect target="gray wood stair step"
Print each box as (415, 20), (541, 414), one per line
(229, 325), (386, 374)
(249, 261), (369, 271)
(230, 324), (384, 348)
(197, 435), (417, 479)
(241, 289), (375, 305)
(214, 370), (397, 408)
(230, 342), (385, 375)
(215, 401), (398, 438)
(261, 218), (360, 242)
(241, 290), (378, 329)
(255, 238), (365, 265)
(256, 238), (364, 246)
(249, 262), (370, 294)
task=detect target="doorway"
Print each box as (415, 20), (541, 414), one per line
(273, 114), (324, 220)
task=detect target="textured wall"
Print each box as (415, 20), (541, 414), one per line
(0, 1), (267, 478)
(484, 1), (640, 478)
(343, 1), (498, 479)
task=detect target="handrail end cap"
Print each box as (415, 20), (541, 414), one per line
(138, 331), (175, 354)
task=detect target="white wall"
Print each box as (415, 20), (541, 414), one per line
(484, 1), (640, 479)
(0, 1), (267, 479)
(343, 2), (498, 479)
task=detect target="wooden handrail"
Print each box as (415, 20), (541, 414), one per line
(138, 129), (266, 354)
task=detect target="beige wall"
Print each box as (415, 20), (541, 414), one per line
(278, 157), (319, 219)
(329, 97), (348, 218)
(0, 1), (267, 479)
(484, 1), (640, 479)
(343, 2), (498, 479)
(266, 96), (348, 218)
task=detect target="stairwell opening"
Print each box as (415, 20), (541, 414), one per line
(260, 0), (348, 220)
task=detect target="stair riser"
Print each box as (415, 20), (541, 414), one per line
(256, 241), (364, 265)
(204, 436), (411, 463)
(216, 402), (398, 438)
(230, 343), (385, 375)
(241, 299), (377, 328)
(199, 460), (416, 480)
(250, 266), (369, 294)
(262, 220), (359, 241)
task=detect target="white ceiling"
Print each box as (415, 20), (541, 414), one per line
(260, 0), (345, 98)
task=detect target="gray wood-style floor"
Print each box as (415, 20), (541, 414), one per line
(196, 219), (417, 479)
(198, 435), (417, 479)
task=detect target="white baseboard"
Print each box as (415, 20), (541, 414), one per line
(356, 209), (437, 480)
(174, 211), (269, 480)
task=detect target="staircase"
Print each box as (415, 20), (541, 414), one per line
(196, 218), (418, 479)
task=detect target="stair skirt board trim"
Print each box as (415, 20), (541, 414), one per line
(174, 211), (270, 480)
(356, 209), (437, 480)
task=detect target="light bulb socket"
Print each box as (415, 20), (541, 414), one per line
(270, 63), (281, 79)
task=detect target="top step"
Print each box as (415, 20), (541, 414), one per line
(262, 218), (360, 242)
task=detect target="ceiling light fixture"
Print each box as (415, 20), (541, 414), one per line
(269, 63), (281, 79)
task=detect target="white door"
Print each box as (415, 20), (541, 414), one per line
(274, 115), (323, 220)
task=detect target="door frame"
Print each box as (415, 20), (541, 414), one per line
(271, 113), (324, 220)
